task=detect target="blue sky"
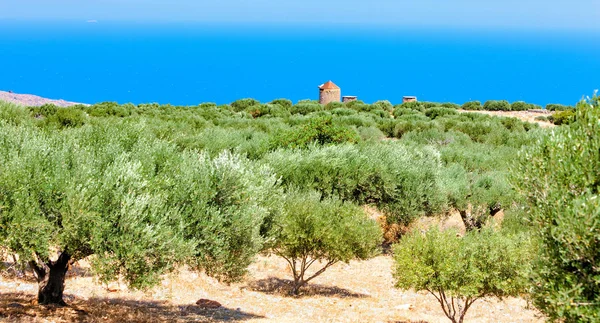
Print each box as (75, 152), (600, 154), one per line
(1, 0), (599, 31)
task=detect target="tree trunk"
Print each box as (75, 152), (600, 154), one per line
(30, 252), (71, 306)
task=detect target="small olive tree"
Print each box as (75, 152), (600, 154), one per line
(514, 93), (600, 321)
(267, 191), (381, 295)
(393, 228), (531, 323)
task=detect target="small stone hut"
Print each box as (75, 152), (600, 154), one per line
(403, 96), (418, 103)
(318, 81), (342, 105)
(342, 96), (358, 103)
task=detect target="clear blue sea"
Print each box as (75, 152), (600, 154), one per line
(0, 21), (598, 106)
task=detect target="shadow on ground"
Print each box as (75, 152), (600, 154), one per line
(0, 292), (263, 322)
(246, 277), (369, 298)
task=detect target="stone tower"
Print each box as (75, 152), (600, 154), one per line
(318, 81), (341, 105)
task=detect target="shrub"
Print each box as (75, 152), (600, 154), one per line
(394, 120), (440, 138)
(0, 101), (30, 126)
(291, 102), (323, 115)
(331, 107), (357, 116)
(246, 104), (290, 118)
(545, 103), (573, 111)
(86, 101), (132, 117)
(440, 102), (460, 109)
(510, 101), (531, 111)
(231, 98), (260, 112)
(269, 98), (293, 110)
(325, 101), (345, 110)
(394, 228), (531, 323)
(534, 115), (549, 122)
(371, 100), (394, 112)
(425, 107), (458, 119)
(265, 143), (446, 227)
(268, 190), (381, 294)
(483, 100), (510, 111)
(549, 109), (575, 125)
(270, 117), (360, 149)
(29, 103), (58, 118)
(357, 126), (385, 142)
(460, 101), (482, 111)
(395, 101), (425, 112)
(514, 93), (600, 321)
(393, 107), (421, 118)
(51, 108), (88, 128)
(345, 100), (366, 110)
(377, 119), (398, 137)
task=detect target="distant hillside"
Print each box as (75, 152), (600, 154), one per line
(0, 90), (86, 107)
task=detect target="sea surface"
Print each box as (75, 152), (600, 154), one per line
(0, 21), (598, 106)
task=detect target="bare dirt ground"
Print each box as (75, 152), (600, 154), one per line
(0, 91), (85, 107)
(0, 238), (543, 323)
(459, 109), (555, 128)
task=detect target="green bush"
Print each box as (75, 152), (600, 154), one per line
(0, 101), (30, 126)
(246, 104), (290, 118)
(394, 228), (531, 323)
(394, 120), (441, 138)
(265, 143), (446, 226)
(325, 101), (345, 110)
(85, 102), (132, 117)
(50, 108), (88, 128)
(460, 101), (482, 110)
(231, 98), (260, 112)
(270, 117), (360, 149)
(29, 103), (58, 118)
(483, 100), (511, 111)
(291, 102), (323, 115)
(393, 107), (421, 118)
(371, 100), (394, 112)
(425, 107), (458, 119)
(514, 94), (600, 321)
(510, 101), (531, 111)
(331, 107), (357, 116)
(357, 126), (385, 142)
(440, 102), (460, 109)
(545, 103), (573, 111)
(394, 101), (427, 112)
(549, 109), (575, 125)
(268, 190), (381, 294)
(269, 98), (293, 110)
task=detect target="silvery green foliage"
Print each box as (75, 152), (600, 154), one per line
(0, 119), (277, 289)
(168, 150), (279, 283)
(394, 228), (531, 323)
(269, 190), (381, 294)
(265, 142), (446, 226)
(515, 93), (600, 322)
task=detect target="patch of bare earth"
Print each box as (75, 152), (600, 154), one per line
(1, 252), (543, 323)
(458, 109), (555, 128)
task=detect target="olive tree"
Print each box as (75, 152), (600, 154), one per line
(267, 190), (381, 295)
(514, 93), (600, 321)
(393, 228), (531, 323)
(443, 164), (514, 231)
(0, 121), (277, 305)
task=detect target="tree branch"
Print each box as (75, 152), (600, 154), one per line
(302, 260), (337, 286)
